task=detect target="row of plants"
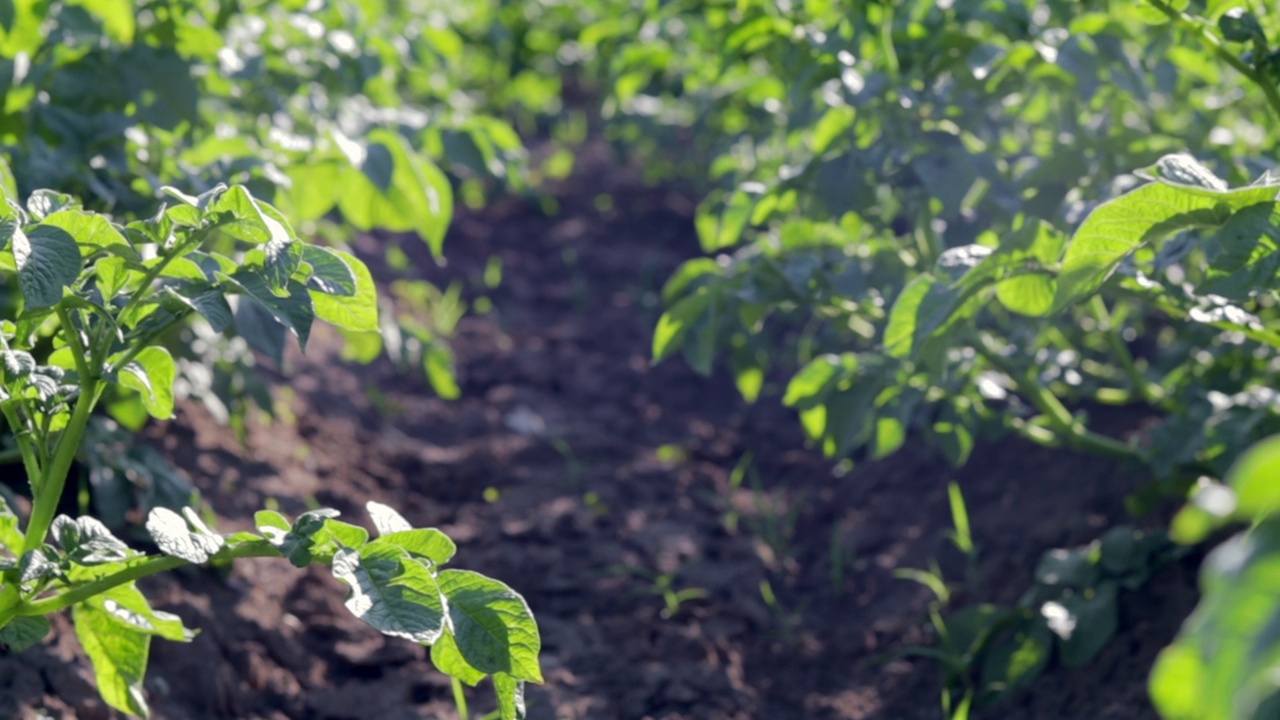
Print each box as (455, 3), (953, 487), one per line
(620, 0), (1280, 717)
(0, 0), (549, 716)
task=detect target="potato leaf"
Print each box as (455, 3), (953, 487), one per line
(1055, 154), (1280, 310)
(145, 507), (224, 564)
(331, 542), (446, 643)
(437, 569), (543, 683)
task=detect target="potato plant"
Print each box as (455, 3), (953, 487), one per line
(0, 180), (540, 718)
(637, 0), (1280, 715)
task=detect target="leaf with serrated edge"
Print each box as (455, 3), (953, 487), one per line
(437, 569), (542, 683)
(331, 542), (446, 643)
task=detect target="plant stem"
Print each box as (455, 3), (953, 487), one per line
(21, 376), (99, 554)
(1089, 296), (1159, 404)
(976, 337), (1142, 461)
(0, 405), (42, 488)
(0, 541), (281, 624)
(452, 676), (470, 720)
(1144, 0), (1280, 125)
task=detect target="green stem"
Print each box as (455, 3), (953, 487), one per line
(879, 3), (899, 78)
(976, 337), (1142, 461)
(452, 676), (470, 720)
(20, 377), (98, 554)
(109, 312), (190, 375)
(1089, 296), (1159, 405)
(1, 542), (281, 624)
(0, 405), (42, 489)
(1144, 0), (1280, 125)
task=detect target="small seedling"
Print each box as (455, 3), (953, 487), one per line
(611, 564), (708, 618)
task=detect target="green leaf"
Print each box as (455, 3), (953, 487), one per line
(1047, 584), (1118, 667)
(74, 601), (152, 718)
(51, 515), (132, 565)
(263, 510), (367, 567)
(1224, 433), (1280, 519)
(1149, 644), (1206, 720)
(1054, 155), (1279, 309)
(1219, 8), (1265, 44)
(207, 186), (283, 245)
(661, 258), (722, 305)
(302, 245), (357, 297)
(254, 510), (290, 534)
(424, 345), (461, 400)
(0, 155), (17, 203)
(0, 616), (49, 652)
(697, 188), (755, 252)
(379, 529), (457, 565)
(259, 508), (335, 566)
(884, 271), (983, 360)
(221, 271), (315, 351)
(338, 131), (453, 258)
(83, 584), (195, 643)
(980, 617), (1052, 699)
(1136, 0), (1189, 23)
(19, 548), (59, 584)
(115, 346), (176, 419)
(27, 190), (79, 220)
(1149, 520), (1280, 719)
(42, 210), (129, 255)
(310, 249), (379, 332)
(431, 630), (488, 685)
(145, 507), (224, 564)
(437, 569), (542, 683)
(653, 289), (709, 362)
(782, 354), (844, 408)
(13, 224), (82, 309)
(68, 0), (135, 43)
(0, 493), (22, 551)
(261, 233), (303, 297)
(311, 520), (370, 561)
(1034, 546), (1099, 589)
(996, 274), (1055, 316)
(331, 542), (446, 643)
(163, 287), (233, 333)
(285, 160), (343, 222)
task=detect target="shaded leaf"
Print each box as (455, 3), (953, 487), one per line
(331, 542), (446, 643)
(13, 225), (82, 309)
(437, 569), (542, 683)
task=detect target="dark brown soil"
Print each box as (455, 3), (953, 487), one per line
(0, 157), (1200, 719)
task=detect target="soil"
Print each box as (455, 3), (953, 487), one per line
(0, 154), (1202, 720)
